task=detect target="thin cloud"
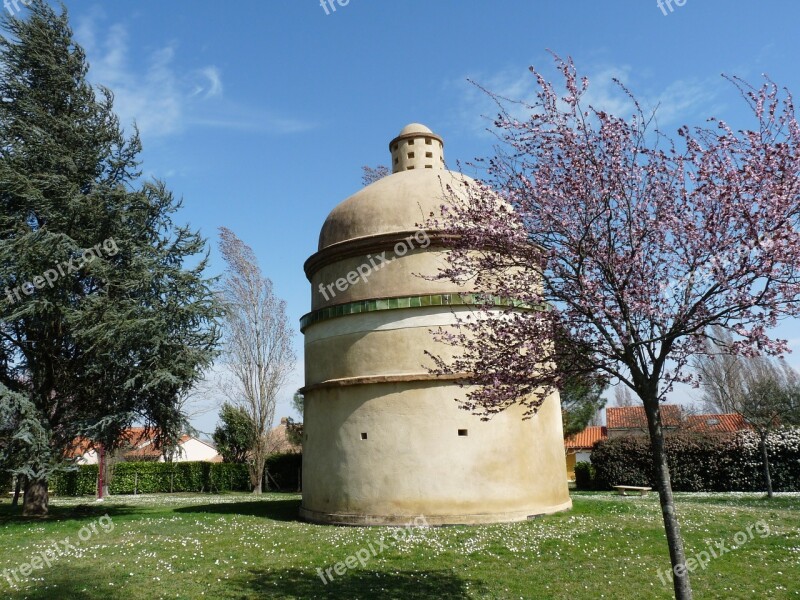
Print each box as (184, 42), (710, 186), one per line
(74, 16), (314, 139)
(187, 116), (316, 135)
(450, 59), (724, 138)
(191, 67), (223, 99)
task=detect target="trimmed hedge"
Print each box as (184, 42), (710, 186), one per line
(51, 461), (250, 496)
(591, 429), (800, 492)
(209, 462), (253, 493)
(50, 454), (303, 496)
(109, 461), (253, 494)
(52, 464), (99, 496)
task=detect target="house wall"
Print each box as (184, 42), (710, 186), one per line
(608, 428), (647, 438)
(565, 450), (594, 480)
(76, 449), (98, 465)
(565, 452), (576, 480)
(173, 438), (219, 462)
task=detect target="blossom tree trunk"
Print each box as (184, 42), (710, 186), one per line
(643, 396), (692, 598)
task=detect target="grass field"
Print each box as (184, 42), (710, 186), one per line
(0, 491), (797, 599)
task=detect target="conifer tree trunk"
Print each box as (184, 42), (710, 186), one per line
(11, 476), (23, 507)
(22, 478), (48, 517)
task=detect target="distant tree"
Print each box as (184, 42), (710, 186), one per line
(291, 390), (304, 418)
(212, 403), (255, 464)
(614, 387), (636, 407)
(218, 227), (296, 493)
(426, 55), (800, 599)
(695, 330), (800, 498)
(0, 2), (219, 516)
(361, 165), (390, 186)
(692, 327), (746, 414)
(285, 390), (304, 448)
(561, 377), (606, 438)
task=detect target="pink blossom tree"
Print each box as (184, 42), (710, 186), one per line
(427, 56), (800, 600)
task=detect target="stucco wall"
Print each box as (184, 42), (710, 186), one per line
(300, 380), (571, 525)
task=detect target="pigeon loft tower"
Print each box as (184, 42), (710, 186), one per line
(299, 123), (571, 526)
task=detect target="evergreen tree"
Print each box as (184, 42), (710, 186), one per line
(554, 326), (607, 438)
(0, 1), (220, 515)
(560, 376), (606, 438)
(212, 403), (256, 464)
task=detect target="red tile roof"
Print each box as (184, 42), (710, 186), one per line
(685, 413), (749, 433)
(65, 428), (194, 460)
(267, 418), (302, 454)
(564, 426), (607, 449)
(64, 436), (94, 459)
(606, 405), (682, 429)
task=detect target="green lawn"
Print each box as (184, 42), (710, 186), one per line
(0, 491), (797, 599)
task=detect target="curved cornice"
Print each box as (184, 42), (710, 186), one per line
(304, 231), (456, 279)
(300, 372), (467, 394)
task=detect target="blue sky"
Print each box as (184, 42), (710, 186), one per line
(36, 0), (800, 434)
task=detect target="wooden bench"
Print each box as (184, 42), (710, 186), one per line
(613, 485), (652, 496)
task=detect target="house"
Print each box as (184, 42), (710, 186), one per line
(564, 426), (606, 480)
(606, 405), (750, 436)
(266, 417), (302, 454)
(67, 428), (222, 464)
(606, 405), (683, 437)
(563, 407), (749, 479)
(683, 413), (750, 433)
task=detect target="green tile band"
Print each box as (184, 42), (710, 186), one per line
(300, 293), (538, 332)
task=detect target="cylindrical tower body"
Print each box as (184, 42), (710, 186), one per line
(300, 124), (571, 526)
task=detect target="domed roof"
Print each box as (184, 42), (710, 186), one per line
(318, 168), (476, 250)
(398, 123), (433, 136)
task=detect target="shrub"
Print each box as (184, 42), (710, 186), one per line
(574, 461), (595, 490)
(591, 429), (800, 492)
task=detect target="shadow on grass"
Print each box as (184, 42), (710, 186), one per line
(174, 498), (302, 522)
(246, 567), (486, 599)
(4, 578), (102, 600)
(0, 502), (139, 525)
(4, 565), (140, 600)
